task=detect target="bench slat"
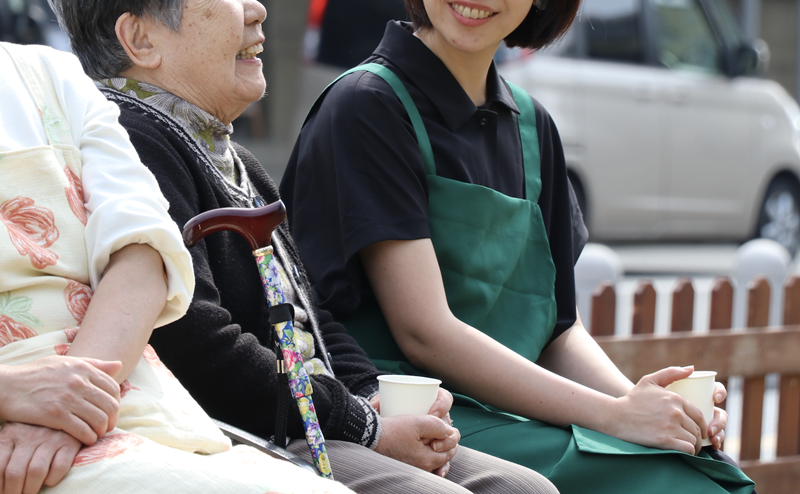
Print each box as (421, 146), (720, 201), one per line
(595, 326), (800, 381)
(739, 456), (800, 494)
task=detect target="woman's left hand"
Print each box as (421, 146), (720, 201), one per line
(708, 382), (728, 450)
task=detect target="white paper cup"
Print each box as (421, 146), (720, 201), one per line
(665, 370), (717, 446)
(377, 375), (441, 418)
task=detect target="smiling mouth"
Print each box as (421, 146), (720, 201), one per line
(237, 43), (263, 60)
(449, 3), (496, 20)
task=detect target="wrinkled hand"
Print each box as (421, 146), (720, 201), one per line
(0, 356), (121, 445)
(707, 382), (728, 450)
(0, 422), (82, 494)
(375, 414), (459, 476)
(609, 366), (707, 455)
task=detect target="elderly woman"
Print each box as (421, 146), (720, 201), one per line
(0, 40), (352, 494)
(49, 1), (560, 493)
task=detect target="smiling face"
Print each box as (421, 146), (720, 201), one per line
(417, 0), (535, 58)
(150, 0), (266, 124)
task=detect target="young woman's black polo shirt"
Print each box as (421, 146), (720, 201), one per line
(280, 20), (588, 344)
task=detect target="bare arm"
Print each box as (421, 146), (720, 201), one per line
(68, 243), (167, 384)
(360, 239), (707, 454)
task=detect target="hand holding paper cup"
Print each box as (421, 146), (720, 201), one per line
(377, 375), (441, 417)
(665, 370), (717, 446)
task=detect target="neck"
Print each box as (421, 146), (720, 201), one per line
(415, 28), (498, 106)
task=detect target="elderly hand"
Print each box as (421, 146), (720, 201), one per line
(374, 414), (459, 476)
(606, 366), (707, 455)
(0, 422), (82, 494)
(0, 356), (121, 446)
(707, 382), (728, 450)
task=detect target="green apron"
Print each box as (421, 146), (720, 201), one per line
(310, 64), (754, 493)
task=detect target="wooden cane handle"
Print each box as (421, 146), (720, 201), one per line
(182, 200), (286, 250)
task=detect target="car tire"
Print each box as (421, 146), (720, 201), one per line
(757, 176), (800, 256)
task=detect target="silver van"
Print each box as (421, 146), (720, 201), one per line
(500, 0), (800, 254)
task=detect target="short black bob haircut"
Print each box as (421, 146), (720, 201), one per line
(404, 0), (582, 50)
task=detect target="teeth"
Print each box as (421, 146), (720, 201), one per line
(236, 43), (263, 60)
(450, 3), (494, 20)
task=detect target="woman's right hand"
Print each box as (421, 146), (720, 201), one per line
(607, 366), (707, 455)
(0, 356), (121, 445)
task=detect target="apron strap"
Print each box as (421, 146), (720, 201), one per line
(303, 63), (436, 175)
(0, 42), (73, 147)
(506, 81), (543, 203)
(304, 64), (542, 201)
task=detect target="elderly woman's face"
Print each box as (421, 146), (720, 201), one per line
(153, 0), (266, 124)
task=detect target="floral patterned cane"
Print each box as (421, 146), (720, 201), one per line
(182, 201), (333, 479)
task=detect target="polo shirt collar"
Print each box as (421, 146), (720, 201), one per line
(373, 21), (519, 132)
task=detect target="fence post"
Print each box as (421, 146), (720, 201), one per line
(709, 277), (733, 330)
(632, 280), (656, 335)
(590, 283), (616, 337)
(670, 278), (694, 333)
(708, 277), (733, 412)
(740, 277), (770, 461)
(777, 275), (800, 457)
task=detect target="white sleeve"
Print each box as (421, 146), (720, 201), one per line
(40, 48), (194, 328)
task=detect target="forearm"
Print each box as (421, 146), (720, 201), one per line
(397, 312), (621, 431)
(68, 243), (167, 382)
(537, 315), (634, 398)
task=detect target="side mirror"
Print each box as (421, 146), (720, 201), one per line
(726, 39), (770, 78)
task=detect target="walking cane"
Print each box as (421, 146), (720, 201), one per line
(182, 200), (333, 479)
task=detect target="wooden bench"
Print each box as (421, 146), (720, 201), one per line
(588, 275), (800, 494)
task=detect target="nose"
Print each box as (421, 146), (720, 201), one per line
(245, 0), (267, 25)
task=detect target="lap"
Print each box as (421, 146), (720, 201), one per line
(450, 404), (755, 494)
(46, 435), (352, 494)
(288, 439), (556, 494)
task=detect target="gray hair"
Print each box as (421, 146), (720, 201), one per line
(48, 0), (185, 79)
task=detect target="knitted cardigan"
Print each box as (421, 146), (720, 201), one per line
(104, 88), (382, 448)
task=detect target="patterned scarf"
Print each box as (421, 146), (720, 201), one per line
(97, 78), (239, 183)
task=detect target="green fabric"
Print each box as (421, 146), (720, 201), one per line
(333, 64), (558, 364)
(450, 402), (754, 494)
(311, 65), (754, 493)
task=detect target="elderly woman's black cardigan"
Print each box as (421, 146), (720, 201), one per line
(107, 92), (382, 449)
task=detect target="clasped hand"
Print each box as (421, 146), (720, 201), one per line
(610, 366), (727, 455)
(371, 387), (460, 477)
(0, 356), (122, 494)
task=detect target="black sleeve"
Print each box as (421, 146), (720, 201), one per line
(534, 99), (589, 344)
(120, 108), (379, 447)
(281, 70), (430, 316)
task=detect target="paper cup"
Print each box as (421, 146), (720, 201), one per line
(377, 375), (441, 418)
(665, 370), (717, 446)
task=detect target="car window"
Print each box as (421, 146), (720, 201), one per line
(649, 0), (721, 73)
(580, 0), (644, 64)
(703, 0), (743, 48)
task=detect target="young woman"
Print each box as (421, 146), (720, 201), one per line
(281, 1), (755, 492)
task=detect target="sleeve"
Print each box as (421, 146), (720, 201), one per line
(126, 123), (381, 448)
(281, 69), (430, 315)
(534, 99), (589, 343)
(45, 50), (193, 328)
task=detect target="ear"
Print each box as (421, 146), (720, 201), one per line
(116, 12), (161, 70)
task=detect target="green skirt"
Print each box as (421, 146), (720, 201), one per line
(451, 394), (755, 494)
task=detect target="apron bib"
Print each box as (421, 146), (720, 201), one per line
(320, 64), (557, 372)
(0, 42), (90, 338)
